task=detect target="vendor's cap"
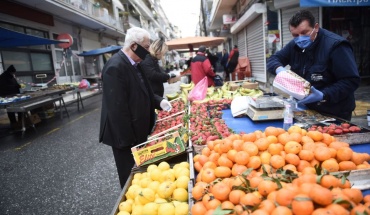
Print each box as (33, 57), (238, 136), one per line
(198, 46), (206, 53)
(6, 65), (16, 73)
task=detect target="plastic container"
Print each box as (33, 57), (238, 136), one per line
(283, 104), (293, 130)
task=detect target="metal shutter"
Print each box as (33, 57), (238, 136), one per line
(281, 7), (319, 47)
(246, 15), (265, 82)
(237, 29), (247, 57)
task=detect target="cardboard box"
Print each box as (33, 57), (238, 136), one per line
(131, 127), (188, 166)
(242, 81), (258, 89)
(30, 113), (41, 124)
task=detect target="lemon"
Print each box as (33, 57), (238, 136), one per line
(117, 211), (130, 215)
(133, 172), (143, 180)
(174, 202), (189, 215)
(148, 180), (160, 193)
(176, 175), (190, 189)
(140, 177), (152, 188)
(158, 202), (175, 215)
(173, 164), (181, 170)
(158, 161), (170, 171)
(174, 167), (190, 179)
(147, 164), (158, 173)
(172, 188), (188, 202)
(141, 172), (149, 179)
(131, 204), (143, 215)
(179, 162), (190, 169)
(159, 170), (176, 182)
(142, 202), (159, 215)
(150, 168), (162, 181)
(118, 201), (132, 213)
(138, 188), (156, 205)
(158, 181), (176, 198)
(125, 184), (141, 200)
(126, 199), (134, 204)
(131, 178), (140, 185)
(154, 197), (168, 204)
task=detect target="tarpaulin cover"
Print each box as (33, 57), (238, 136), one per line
(165, 36), (225, 50)
(77, 45), (122, 56)
(0, 27), (66, 48)
(300, 0), (370, 7)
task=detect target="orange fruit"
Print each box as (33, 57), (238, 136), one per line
(191, 202), (207, 215)
(298, 149), (315, 161)
(291, 194), (314, 215)
(336, 147), (353, 162)
(247, 156), (262, 170)
(214, 166), (232, 178)
(277, 132), (292, 145)
(307, 130), (323, 141)
(270, 154), (285, 169)
(314, 146), (331, 162)
(268, 143), (284, 155)
(235, 151), (250, 165)
(258, 180), (278, 196)
(242, 142), (259, 156)
(255, 137), (270, 151)
(211, 182), (231, 201)
(321, 158), (339, 172)
(285, 153), (300, 166)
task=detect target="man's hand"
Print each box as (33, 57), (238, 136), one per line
(160, 99), (172, 111)
(276, 66), (286, 75)
(298, 87), (324, 105)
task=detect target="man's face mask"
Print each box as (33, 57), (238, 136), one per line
(294, 28), (315, 49)
(132, 43), (149, 60)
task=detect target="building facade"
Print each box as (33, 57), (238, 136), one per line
(0, 0), (176, 88)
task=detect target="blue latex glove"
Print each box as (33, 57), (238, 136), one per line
(276, 67), (286, 75)
(294, 103), (308, 111)
(298, 86), (323, 105)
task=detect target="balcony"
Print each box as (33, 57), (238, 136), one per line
(13, 0), (125, 39)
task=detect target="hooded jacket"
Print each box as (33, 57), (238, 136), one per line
(267, 28), (361, 120)
(0, 65), (20, 97)
(190, 52), (215, 87)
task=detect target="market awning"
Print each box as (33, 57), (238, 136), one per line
(78, 45), (122, 56)
(0, 27), (67, 48)
(165, 36), (226, 50)
(300, 0), (370, 7)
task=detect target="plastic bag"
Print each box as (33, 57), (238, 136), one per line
(78, 79), (90, 89)
(188, 76), (208, 101)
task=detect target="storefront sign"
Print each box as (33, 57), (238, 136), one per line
(300, 0), (370, 7)
(223, 14), (237, 24)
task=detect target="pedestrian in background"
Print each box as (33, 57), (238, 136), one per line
(267, 10), (360, 120)
(206, 49), (218, 71)
(226, 45), (239, 81)
(140, 38), (179, 97)
(220, 49), (229, 79)
(99, 27), (172, 188)
(0, 65), (22, 125)
(190, 45), (216, 87)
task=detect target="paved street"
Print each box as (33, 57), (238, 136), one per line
(0, 94), (121, 215)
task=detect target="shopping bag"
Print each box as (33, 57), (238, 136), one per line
(188, 76), (208, 101)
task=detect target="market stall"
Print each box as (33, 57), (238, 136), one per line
(111, 80), (370, 215)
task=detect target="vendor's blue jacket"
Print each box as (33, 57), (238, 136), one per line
(267, 28), (360, 120)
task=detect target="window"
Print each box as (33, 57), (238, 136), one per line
(31, 52), (52, 71)
(2, 51), (31, 72)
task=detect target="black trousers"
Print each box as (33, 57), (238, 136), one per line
(112, 146), (136, 189)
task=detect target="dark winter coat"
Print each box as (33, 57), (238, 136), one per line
(190, 52), (215, 87)
(99, 50), (163, 149)
(220, 52), (229, 66)
(140, 54), (170, 97)
(0, 70), (20, 97)
(267, 28), (360, 120)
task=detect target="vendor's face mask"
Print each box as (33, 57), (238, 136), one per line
(294, 28), (315, 49)
(132, 43), (150, 60)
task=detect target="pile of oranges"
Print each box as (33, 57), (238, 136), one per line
(191, 126), (370, 215)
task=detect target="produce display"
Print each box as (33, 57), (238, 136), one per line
(192, 126), (370, 215)
(151, 111), (186, 136)
(156, 99), (186, 120)
(116, 161), (190, 215)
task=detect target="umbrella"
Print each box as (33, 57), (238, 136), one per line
(78, 45), (122, 56)
(165, 36), (226, 50)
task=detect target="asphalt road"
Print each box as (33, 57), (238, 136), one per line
(0, 94), (121, 215)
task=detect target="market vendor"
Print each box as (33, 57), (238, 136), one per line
(267, 10), (360, 121)
(0, 65), (22, 124)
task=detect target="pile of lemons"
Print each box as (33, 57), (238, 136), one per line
(118, 161), (191, 215)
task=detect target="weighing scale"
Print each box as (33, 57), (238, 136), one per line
(246, 96), (285, 121)
(30, 74), (48, 91)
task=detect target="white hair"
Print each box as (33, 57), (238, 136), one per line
(123, 27), (150, 48)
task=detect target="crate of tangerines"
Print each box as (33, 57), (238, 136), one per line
(190, 125), (370, 215)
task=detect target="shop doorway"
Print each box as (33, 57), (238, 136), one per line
(323, 7), (370, 77)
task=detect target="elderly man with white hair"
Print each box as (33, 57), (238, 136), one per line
(99, 27), (172, 188)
